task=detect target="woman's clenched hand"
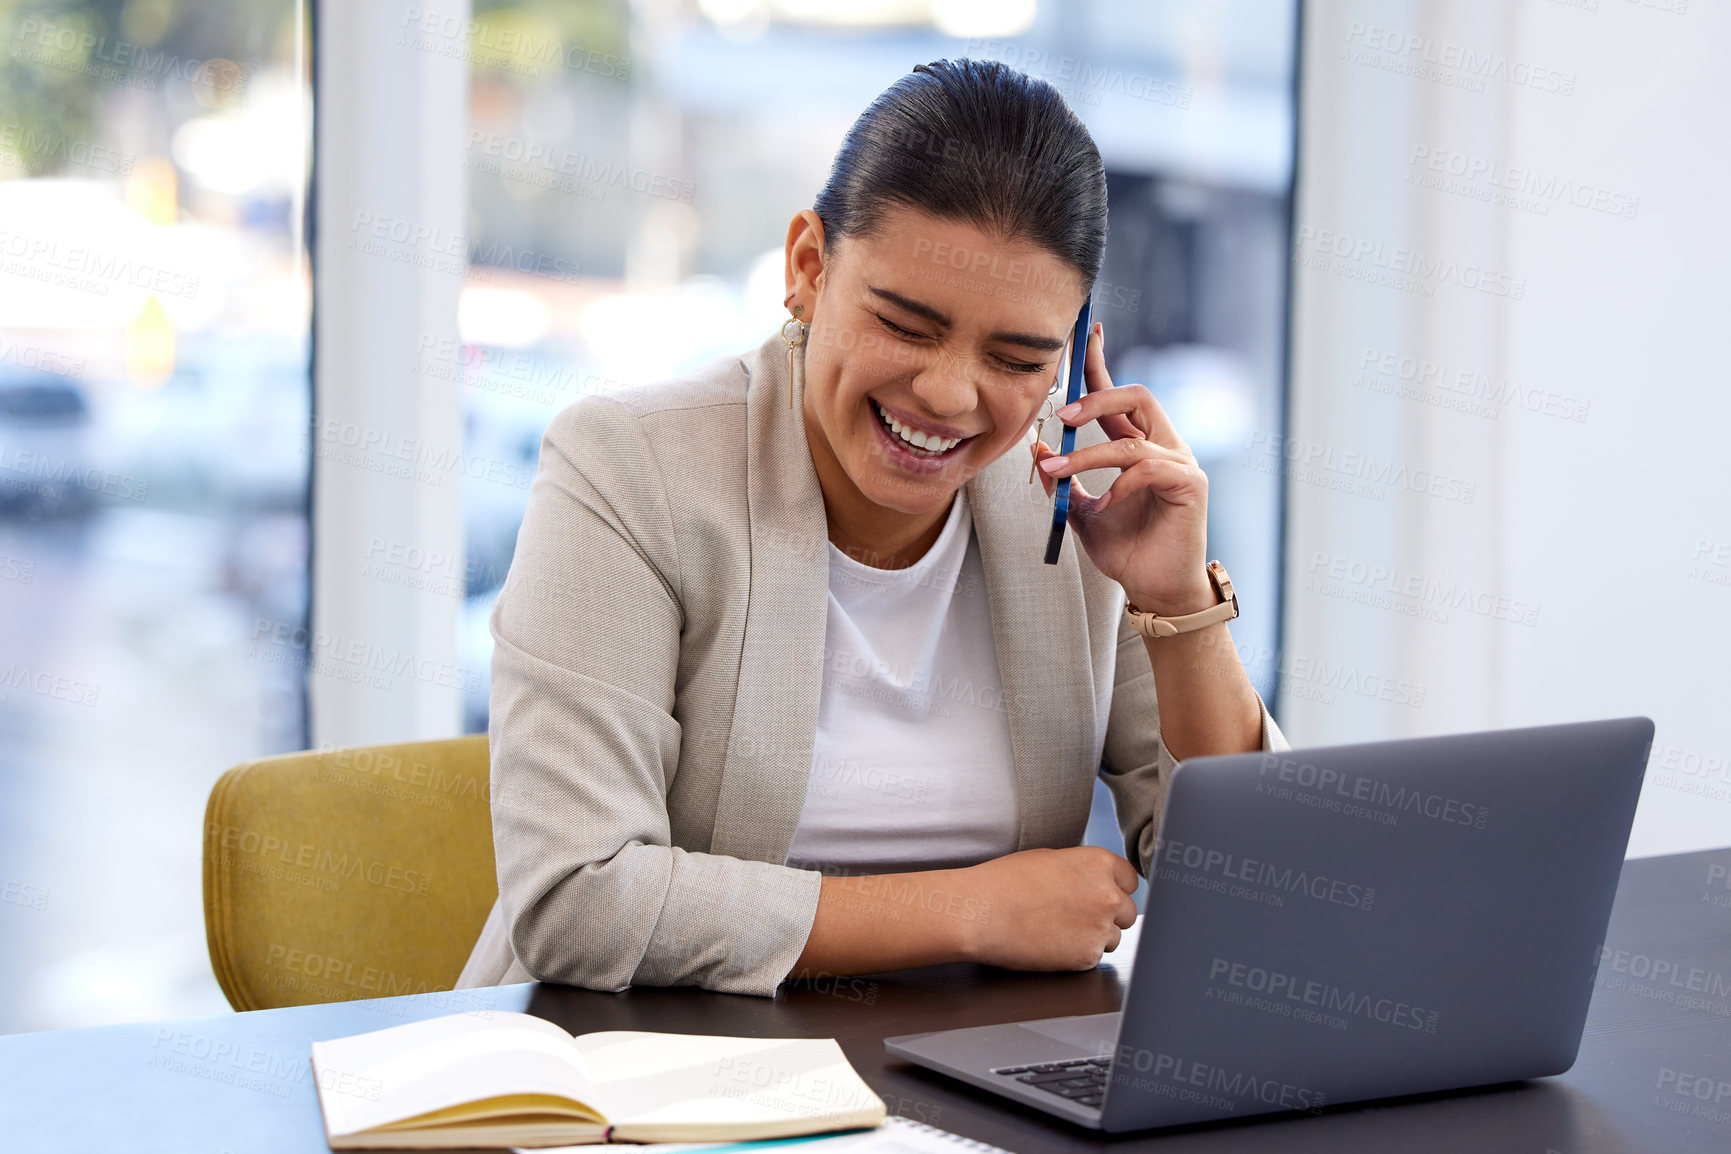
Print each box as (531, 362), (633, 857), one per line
(956, 846), (1141, 970)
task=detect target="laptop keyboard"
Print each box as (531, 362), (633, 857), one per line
(990, 1056), (1111, 1109)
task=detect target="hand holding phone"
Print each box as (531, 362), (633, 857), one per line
(1032, 308), (1218, 620)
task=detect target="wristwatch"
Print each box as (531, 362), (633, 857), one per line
(1124, 560), (1240, 639)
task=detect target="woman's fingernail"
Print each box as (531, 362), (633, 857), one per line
(1039, 455), (1067, 473)
(1056, 402), (1081, 419)
(1094, 489), (1114, 512)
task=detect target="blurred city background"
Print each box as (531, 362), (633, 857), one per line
(0, 0), (1296, 1033)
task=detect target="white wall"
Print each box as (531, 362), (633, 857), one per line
(1284, 0), (1730, 857)
(311, 2), (469, 746)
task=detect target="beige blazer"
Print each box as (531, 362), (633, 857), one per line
(456, 330), (1287, 997)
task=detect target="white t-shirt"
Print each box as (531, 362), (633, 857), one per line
(785, 487), (1021, 875)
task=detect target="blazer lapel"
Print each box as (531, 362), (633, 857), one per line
(709, 334), (831, 862)
(967, 442), (1097, 850)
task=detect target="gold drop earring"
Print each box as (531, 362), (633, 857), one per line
(1028, 371), (1063, 483)
(781, 293), (808, 410)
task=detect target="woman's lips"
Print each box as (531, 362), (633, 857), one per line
(867, 397), (973, 474)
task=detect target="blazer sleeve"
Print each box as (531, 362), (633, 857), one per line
(487, 396), (821, 997)
(1098, 608), (1290, 877)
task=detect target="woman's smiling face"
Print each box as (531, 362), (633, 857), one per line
(791, 205), (1090, 519)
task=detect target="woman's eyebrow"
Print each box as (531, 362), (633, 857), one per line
(869, 286), (950, 326)
(988, 329), (1066, 353)
(868, 285), (1066, 352)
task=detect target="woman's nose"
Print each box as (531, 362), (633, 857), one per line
(909, 348), (982, 417)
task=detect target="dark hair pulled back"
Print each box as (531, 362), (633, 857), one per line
(813, 58), (1108, 288)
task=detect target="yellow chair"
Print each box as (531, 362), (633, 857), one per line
(201, 736), (497, 1011)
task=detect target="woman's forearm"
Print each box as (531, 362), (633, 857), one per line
(1142, 620), (1264, 764)
(787, 847), (1142, 980)
(788, 869), (981, 978)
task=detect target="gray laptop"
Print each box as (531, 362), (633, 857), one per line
(884, 717), (1653, 1132)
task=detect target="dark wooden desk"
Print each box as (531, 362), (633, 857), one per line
(4, 849), (1728, 1153)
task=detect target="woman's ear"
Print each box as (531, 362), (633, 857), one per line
(784, 209), (828, 315)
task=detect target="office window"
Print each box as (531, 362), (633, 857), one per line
(0, 1), (311, 1031)
(454, 0), (1298, 737)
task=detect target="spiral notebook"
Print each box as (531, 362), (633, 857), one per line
(517, 1116), (1015, 1154)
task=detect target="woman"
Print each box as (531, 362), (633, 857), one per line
(458, 59), (1287, 997)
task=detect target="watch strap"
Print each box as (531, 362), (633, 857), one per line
(1125, 560), (1240, 639)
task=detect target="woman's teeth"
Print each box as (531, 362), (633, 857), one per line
(873, 399), (962, 455)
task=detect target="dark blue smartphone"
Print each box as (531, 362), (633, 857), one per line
(1044, 297), (1093, 565)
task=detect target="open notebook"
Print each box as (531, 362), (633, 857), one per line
(309, 1011), (887, 1150)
